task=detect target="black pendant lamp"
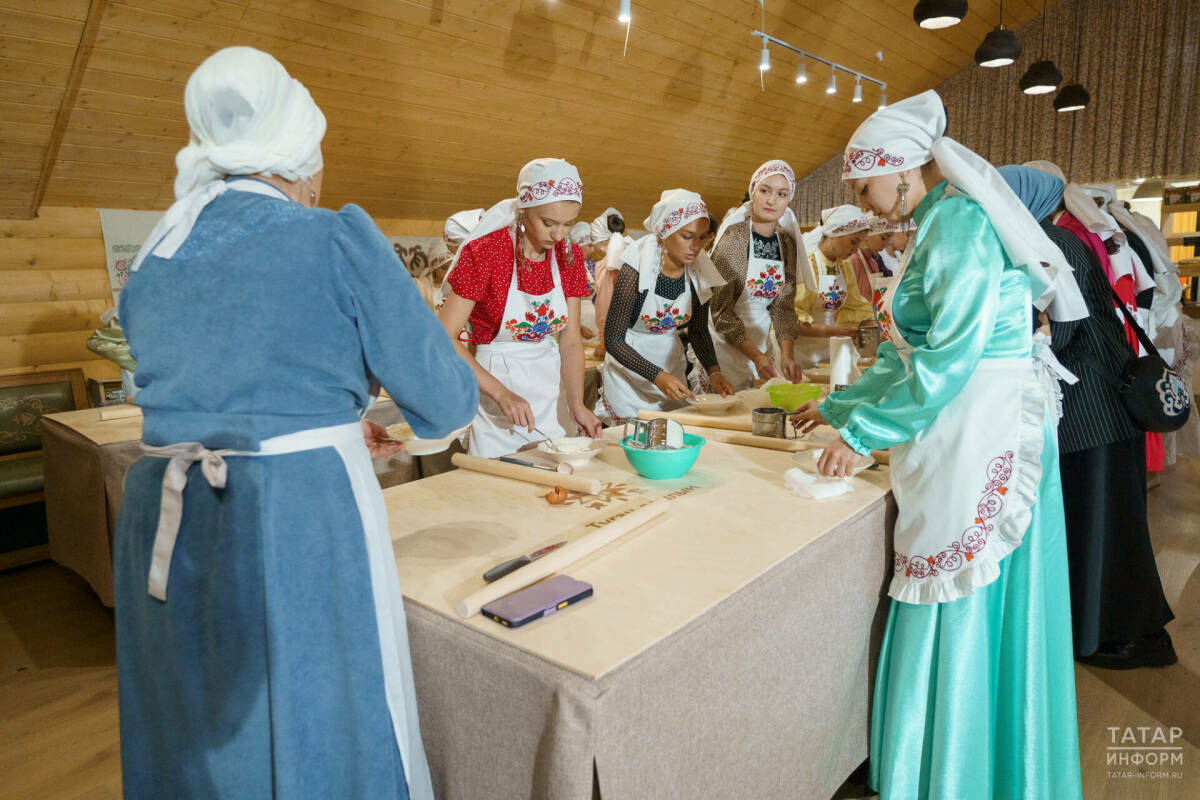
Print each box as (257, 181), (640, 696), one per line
(913, 0), (967, 30)
(1054, 83), (1090, 112)
(1019, 0), (1061, 94)
(1053, 0), (1090, 112)
(975, 1), (1020, 67)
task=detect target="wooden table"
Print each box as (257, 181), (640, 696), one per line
(385, 428), (895, 799)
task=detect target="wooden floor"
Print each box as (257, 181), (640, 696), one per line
(1, 460), (1198, 799)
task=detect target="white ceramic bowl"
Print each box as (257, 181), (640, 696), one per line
(687, 393), (741, 413)
(537, 436), (606, 467)
(385, 422), (469, 456)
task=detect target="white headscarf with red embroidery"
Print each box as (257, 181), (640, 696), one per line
(712, 159), (814, 290)
(451, 158), (583, 263)
(820, 205), (870, 238)
(885, 219), (918, 234)
(844, 90), (1086, 321)
(131, 46), (326, 272)
(623, 189), (725, 302)
(868, 215), (890, 234)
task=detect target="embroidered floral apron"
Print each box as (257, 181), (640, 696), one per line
(873, 245), (1049, 605)
(468, 252), (569, 458)
(709, 233), (783, 389)
(597, 266), (695, 422)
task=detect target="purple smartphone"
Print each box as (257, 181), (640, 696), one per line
(481, 575), (594, 629)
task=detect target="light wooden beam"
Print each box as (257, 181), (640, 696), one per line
(28, 0), (109, 220)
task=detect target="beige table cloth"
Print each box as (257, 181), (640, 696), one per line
(41, 408), (146, 606)
(387, 428), (895, 799)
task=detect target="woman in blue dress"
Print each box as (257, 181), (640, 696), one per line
(793, 91), (1088, 799)
(114, 47), (477, 799)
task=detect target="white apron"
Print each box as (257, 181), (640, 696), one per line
(142, 421), (434, 800)
(871, 247), (1050, 606)
(468, 252), (569, 458)
(795, 252), (850, 367)
(597, 266), (695, 422)
(709, 233), (783, 389)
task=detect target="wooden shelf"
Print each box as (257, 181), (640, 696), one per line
(1165, 232), (1200, 245)
(1162, 203), (1200, 214)
(1177, 258), (1200, 278)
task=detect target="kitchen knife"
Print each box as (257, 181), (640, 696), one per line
(483, 541), (569, 583)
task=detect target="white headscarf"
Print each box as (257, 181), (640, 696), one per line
(569, 221), (593, 246)
(443, 208), (483, 247)
(1022, 160), (1117, 239)
(821, 205), (870, 238)
(624, 189), (725, 303)
(450, 158), (583, 266)
(589, 207), (624, 244)
(713, 159), (814, 290)
(868, 215), (891, 234)
(131, 47), (326, 272)
(843, 91), (1086, 321)
(886, 219), (918, 234)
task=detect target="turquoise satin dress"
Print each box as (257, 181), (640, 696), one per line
(820, 183), (1083, 799)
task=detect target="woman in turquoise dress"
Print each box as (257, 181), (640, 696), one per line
(792, 91), (1086, 799)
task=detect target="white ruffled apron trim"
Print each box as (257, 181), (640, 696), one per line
(887, 358), (1048, 605)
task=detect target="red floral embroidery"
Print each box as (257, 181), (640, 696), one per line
(640, 307), (690, 333)
(872, 286), (893, 344)
(827, 215), (870, 236)
(746, 266), (782, 299)
(895, 451), (1014, 579)
(503, 298), (567, 342)
(519, 176), (583, 204)
(751, 161), (795, 188)
(843, 148), (905, 175)
(657, 202), (707, 235)
(819, 283), (846, 311)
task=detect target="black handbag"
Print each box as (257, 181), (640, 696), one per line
(1090, 284), (1192, 433)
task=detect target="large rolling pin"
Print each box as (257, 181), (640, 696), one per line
(451, 452), (603, 495)
(456, 498), (669, 618)
(693, 427), (822, 452)
(636, 408), (752, 432)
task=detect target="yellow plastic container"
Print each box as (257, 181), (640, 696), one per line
(766, 383), (822, 412)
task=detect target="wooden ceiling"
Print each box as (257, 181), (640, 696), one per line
(1, 0), (1051, 222)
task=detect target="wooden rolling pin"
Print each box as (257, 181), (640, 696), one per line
(456, 498), (669, 618)
(694, 427), (822, 452)
(451, 453), (602, 495)
(99, 405), (142, 421)
(636, 408), (752, 432)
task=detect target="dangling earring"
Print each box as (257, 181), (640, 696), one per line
(897, 180), (910, 219)
(308, 190), (316, 205)
(516, 214), (526, 235)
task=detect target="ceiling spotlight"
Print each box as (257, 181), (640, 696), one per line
(975, 27), (1021, 67)
(826, 70), (836, 94)
(879, 88), (887, 109)
(1053, 83), (1090, 112)
(795, 61), (807, 84)
(852, 78), (862, 103)
(913, 0), (967, 29)
(1019, 59), (1063, 94)
(759, 39), (770, 71)
(618, 0), (631, 23)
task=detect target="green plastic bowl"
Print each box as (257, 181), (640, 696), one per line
(766, 383), (822, 412)
(619, 432), (705, 480)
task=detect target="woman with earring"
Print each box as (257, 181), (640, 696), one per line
(704, 160), (814, 390)
(595, 190), (732, 423)
(792, 91), (1087, 800)
(114, 47), (476, 798)
(437, 158), (603, 458)
(791, 206), (875, 368)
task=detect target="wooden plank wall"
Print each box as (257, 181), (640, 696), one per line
(0, 206), (440, 379)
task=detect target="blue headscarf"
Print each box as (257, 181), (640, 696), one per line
(997, 164), (1065, 223)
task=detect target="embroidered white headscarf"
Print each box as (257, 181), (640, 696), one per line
(451, 158), (583, 263)
(713, 159), (813, 290)
(821, 205), (871, 238)
(131, 47), (326, 272)
(624, 189), (725, 302)
(844, 91), (1087, 321)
